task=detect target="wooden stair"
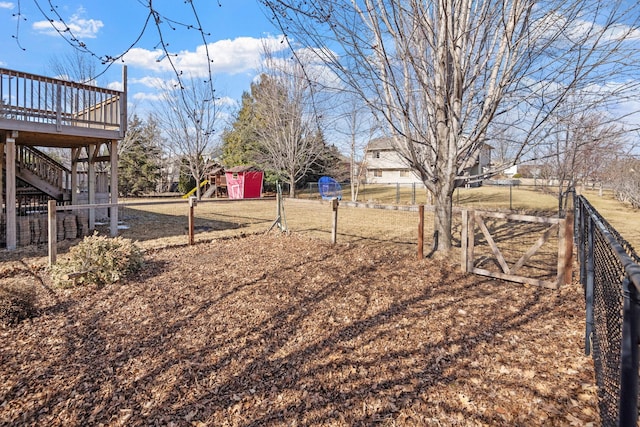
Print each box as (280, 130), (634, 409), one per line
(7, 145), (71, 201)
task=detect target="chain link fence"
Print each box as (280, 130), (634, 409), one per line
(575, 194), (640, 426)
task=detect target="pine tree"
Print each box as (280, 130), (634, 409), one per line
(221, 90), (261, 168)
(118, 115), (162, 197)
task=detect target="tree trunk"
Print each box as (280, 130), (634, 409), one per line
(433, 183), (454, 252)
(289, 174), (296, 198)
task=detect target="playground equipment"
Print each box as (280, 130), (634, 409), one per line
(182, 180), (209, 198)
(226, 166), (263, 199)
(318, 176), (342, 200)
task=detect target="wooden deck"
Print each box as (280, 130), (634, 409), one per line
(0, 67), (126, 147)
(1, 67), (127, 249)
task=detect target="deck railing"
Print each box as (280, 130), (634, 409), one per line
(0, 68), (124, 135)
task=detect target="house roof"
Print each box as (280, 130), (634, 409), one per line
(367, 136), (494, 151)
(367, 137), (395, 150)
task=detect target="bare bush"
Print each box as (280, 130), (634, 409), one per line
(50, 233), (144, 288)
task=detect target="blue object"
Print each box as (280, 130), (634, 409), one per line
(318, 176), (342, 201)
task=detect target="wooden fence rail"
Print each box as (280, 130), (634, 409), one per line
(461, 209), (573, 289)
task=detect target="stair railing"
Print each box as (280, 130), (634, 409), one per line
(16, 145), (71, 194)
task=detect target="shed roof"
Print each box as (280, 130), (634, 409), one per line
(226, 165), (262, 173)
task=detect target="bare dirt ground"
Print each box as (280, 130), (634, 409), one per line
(1, 233), (597, 426)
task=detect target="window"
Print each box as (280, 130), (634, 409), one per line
(399, 170), (409, 177)
(373, 170), (382, 177)
(372, 150), (381, 159)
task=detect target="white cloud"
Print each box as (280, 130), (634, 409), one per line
(32, 9), (103, 38)
(107, 81), (123, 91)
(0, 2), (14, 9)
(122, 48), (165, 69)
(216, 96), (237, 108)
(130, 76), (178, 90)
(132, 91), (164, 102)
(122, 36), (288, 78)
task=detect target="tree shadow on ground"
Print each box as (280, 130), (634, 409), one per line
(0, 236), (592, 426)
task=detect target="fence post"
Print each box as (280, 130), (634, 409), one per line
(468, 212), (475, 272)
(396, 183), (400, 204)
(331, 198), (339, 245)
(418, 205), (424, 259)
(619, 278), (640, 426)
(578, 199), (586, 290)
(564, 212), (574, 285)
(461, 209), (468, 271)
(585, 216), (595, 355)
(188, 196), (197, 245)
(48, 199), (57, 266)
(509, 183), (513, 210)
(412, 183), (416, 205)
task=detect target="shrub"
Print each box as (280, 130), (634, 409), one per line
(0, 281), (37, 325)
(50, 233), (144, 288)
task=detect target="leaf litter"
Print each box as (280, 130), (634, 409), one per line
(0, 233), (597, 426)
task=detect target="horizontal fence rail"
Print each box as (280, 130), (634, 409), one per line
(41, 197), (433, 264)
(575, 195), (640, 427)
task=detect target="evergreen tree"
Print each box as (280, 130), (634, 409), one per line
(223, 78), (346, 194)
(177, 157), (197, 194)
(221, 90), (262, 168)
(118, 115), (162, 197)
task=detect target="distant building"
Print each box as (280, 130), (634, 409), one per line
(364, 137), (492, 185)
(364, 137), (421, 184)
(503, 164), (518, 177)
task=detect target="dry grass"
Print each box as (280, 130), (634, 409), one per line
(110, 198), (427, 254)
(303, 183), (561, 212)
(579, 189), (640, 251)
(452, 185), (559, 212)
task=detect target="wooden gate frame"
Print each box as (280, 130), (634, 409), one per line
(461, 210), (574, 289)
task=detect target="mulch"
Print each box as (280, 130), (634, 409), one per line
(0, 233), (598, 426)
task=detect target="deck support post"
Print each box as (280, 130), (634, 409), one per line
(5, 131), (17, 250)
(109, 140), (118, 237)
(0, 139), (3, 232)
(88, 144), (97, 230)
(71, 148), (79, 206)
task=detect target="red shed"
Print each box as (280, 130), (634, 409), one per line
(225, 166), (264, 199)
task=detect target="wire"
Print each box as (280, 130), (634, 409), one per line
(17, 0), (219, 88)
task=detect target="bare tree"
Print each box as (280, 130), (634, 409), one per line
(331, 96), (381, 202)
(261, 0), (640, 251)
(608, 155), (640, 208)
(252, 48), (325, 197)
(49, 50), (99, 84)
(539, 108), (627, 212)
(157, 77), (220, 199)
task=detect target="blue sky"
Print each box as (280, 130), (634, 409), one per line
(1, 0), (639, 153)
(0, 0), (286, 113)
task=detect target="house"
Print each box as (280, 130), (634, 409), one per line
(365, 137), (422, 184)
(364, 137), (492, 185)
(1, 67), (127, 249)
